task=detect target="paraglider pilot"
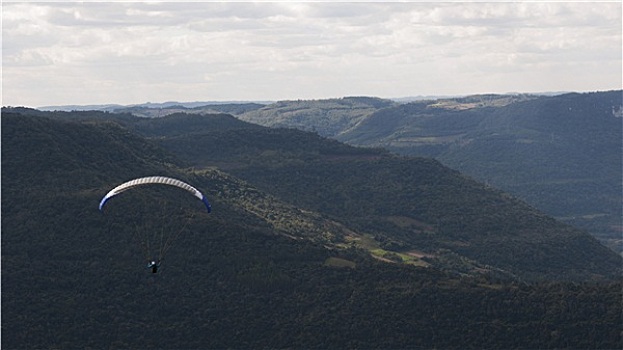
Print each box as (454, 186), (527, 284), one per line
(99, 176), (212, 275)
(147, 260), (161, 273)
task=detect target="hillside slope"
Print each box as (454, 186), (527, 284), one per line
(237, 96), (396, 137)
(339, 91), (623, 252)
(114, 111), (622, 282)
(2, 111), (621, 349)
(235, 92), (623, 253)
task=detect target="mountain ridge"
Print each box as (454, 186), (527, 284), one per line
(2, 108), (621, 349)
(8, 107), (617, 281)
(225, 91), (623, 253)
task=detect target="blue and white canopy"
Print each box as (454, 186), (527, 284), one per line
(99, 176), (211, 212)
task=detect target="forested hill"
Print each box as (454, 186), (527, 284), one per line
(236, 91), (623, 253)
(115, 110), (623, 282)
(237, 96), (396, 137)
(2, 109), (622, 349)
(5, 107), (619, 281)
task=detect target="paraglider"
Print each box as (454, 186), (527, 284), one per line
(147, 260), (161, 273)
(99, 176), (211, 273)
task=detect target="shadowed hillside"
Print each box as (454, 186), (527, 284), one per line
(133, 112), (620, 282)
(2, 109), (621, 349)
(234, 92), (623, 253)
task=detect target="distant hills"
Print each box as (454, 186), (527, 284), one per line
(37, 100), (271, 112)
(4, 107), (619, 281)
(2, 108), (621, 349)
(28, 91), (623, 255)
(127, 112), (622, 281)
(235, 91), (623, 254)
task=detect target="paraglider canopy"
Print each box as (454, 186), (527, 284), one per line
(99, 176), (211, 212)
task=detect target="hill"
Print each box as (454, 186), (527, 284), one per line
(235, 92), (623, 253)
(37, 101), (268, 113)
(6, 108), (620, 281)
(114, 111), (620, 282)
(112, 102), (266, 118)
(2, 109), (621, 349)
(237, 96), (396, 137)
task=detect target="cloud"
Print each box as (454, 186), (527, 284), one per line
(2, 2), (621, 107)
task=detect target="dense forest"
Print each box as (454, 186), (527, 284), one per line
(2, 108), (622, 349)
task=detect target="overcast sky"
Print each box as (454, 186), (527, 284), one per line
(2, 1), (621, 107)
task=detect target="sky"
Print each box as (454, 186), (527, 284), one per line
(2, 1), (622, 108)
